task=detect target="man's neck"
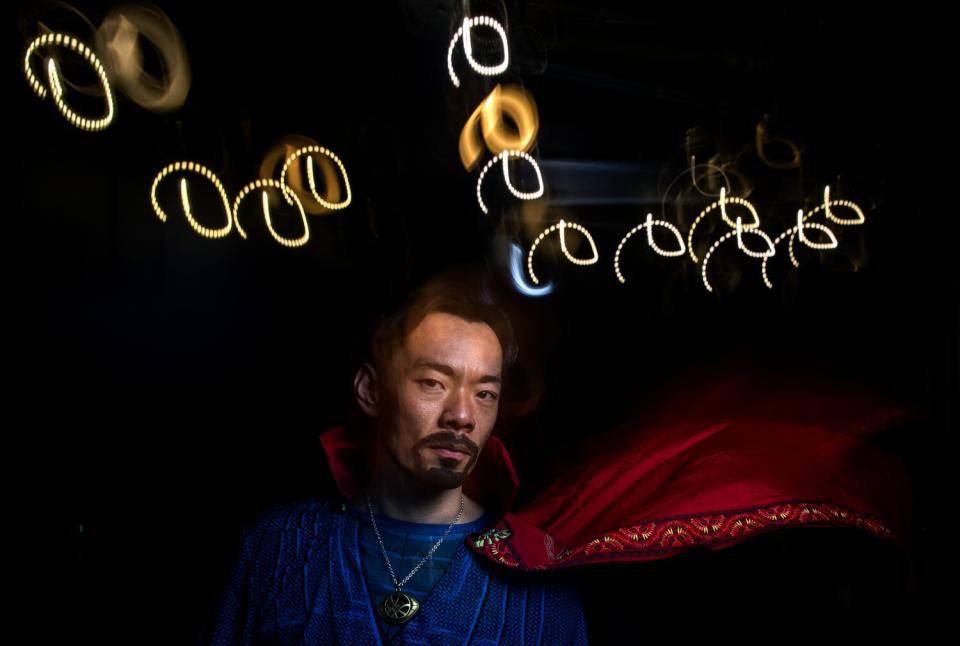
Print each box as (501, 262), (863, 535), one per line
(353, 464), (485, 525)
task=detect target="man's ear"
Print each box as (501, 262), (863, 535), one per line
(354, 362), (379, 417)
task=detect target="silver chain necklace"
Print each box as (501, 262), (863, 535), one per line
(366, 490), (465, 625)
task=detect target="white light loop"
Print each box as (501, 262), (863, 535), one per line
(823, 185), (865, 225)
(447, 16), (509, 88)
(687, 187), (761, 263)
(735, 217), (776, 258)
(796, 209), (838, 250)
(476, 150), (544, 214)
(614, 214), (686, 284)
(527, 219), (599, 285)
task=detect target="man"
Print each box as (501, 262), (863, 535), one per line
(210, 271), (589, 645)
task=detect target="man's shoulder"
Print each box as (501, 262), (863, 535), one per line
(243, 498), (339, 547)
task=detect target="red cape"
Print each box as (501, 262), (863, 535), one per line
(320, 366), (917, 573)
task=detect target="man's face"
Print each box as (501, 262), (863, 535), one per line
(377, 312), (503, 490)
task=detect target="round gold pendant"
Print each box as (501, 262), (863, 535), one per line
(376, 590), (420, 624)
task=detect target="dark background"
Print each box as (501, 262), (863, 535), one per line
(13, 1), (955, 642)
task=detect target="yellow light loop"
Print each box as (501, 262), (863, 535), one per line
(481, 85), (538, 156)
(755, 118), (803, 169)
(233, 179), (310, 248)
(305, 156), (344, 209)
(258, 136), (339, 215)
(24, 32), (116, 131)
(150, 161), (232, 238)
(278, 145), (352, 211)
(459, 100), (486, 171)
(459, 84), (539, 171)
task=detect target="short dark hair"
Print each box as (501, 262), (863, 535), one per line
(368, 269), (518, 378)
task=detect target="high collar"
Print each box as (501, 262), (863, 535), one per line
(318, 425), (520, 520)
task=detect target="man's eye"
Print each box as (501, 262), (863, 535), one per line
(478, 391), (499, 401)
(420, 379), (442, 389)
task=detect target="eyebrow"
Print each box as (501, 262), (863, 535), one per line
(412, 359), (502, 385)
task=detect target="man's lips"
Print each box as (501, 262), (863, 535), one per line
(430, 446), (471, 459)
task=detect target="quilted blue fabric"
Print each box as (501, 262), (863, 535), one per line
(210, 500), (589, 645)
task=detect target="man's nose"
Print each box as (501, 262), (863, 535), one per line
(440, 387), (476, 431)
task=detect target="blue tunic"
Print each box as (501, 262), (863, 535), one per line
(353, 505), (494, 643)
(210, 500), (589, 645)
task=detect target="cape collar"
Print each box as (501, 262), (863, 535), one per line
(318, 425), (520, 520)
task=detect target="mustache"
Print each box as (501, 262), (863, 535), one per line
(422, 433), (477, 456)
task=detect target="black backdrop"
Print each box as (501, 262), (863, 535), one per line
(13, 1), (955, 642)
